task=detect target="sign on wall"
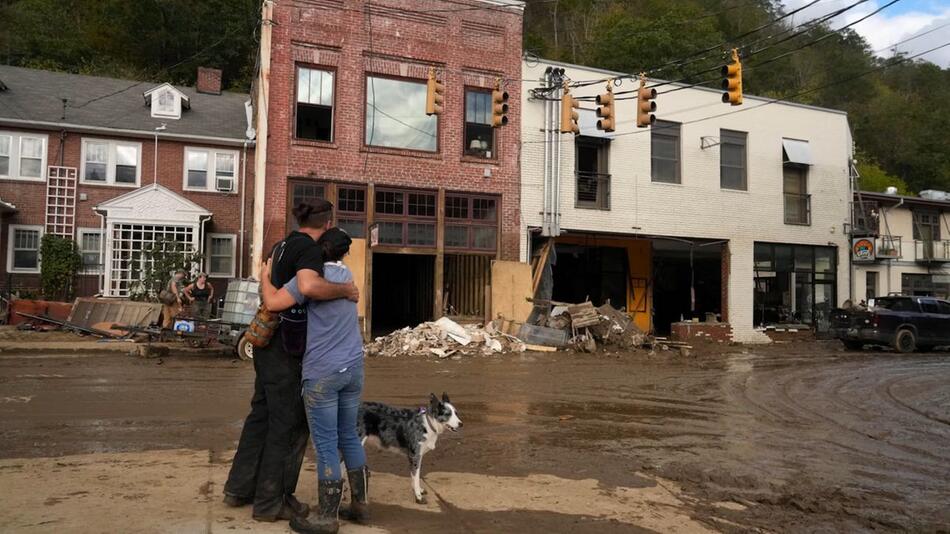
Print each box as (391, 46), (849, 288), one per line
(852, 237), (875, 262)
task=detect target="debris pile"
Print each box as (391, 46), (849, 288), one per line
(366, 317), (526, 358)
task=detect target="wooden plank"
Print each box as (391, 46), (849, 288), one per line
(531, 239), (553, 295)
(524, 343), (557, 352)
(491, 260), (533, 323)
(343, 238), (367, 319)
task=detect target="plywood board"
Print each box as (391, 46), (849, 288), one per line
(490, 260), (533, 323)
(343, 238), (367, 319)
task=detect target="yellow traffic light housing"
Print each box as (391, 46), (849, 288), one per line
(596, 81), (615, 133)
(560, 82), (580, 135)
(426, 67), (444, 116)
(721, 48), (743, 106)
(492, 79), (509, 128)
(636, 74), (656, 128)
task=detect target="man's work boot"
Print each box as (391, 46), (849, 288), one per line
(222, 493), (252, 508)
(340, 466), (370, 524)
(286, 494), (310, 517)
(253, 495), (307, 523)
(290, 479), (344, 534)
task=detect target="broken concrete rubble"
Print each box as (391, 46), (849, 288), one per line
(365, 317), (527, 358)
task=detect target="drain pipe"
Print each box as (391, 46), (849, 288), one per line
(541, 69), (550, 236)
(239, 139), (249, 278)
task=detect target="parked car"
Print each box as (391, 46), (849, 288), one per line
(831, 296), (950, 352)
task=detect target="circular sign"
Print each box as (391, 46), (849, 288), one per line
(852, 238), (874, 261)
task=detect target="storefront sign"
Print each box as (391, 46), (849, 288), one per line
(852, 237), (875, 262)
(369, 223), (379, 248)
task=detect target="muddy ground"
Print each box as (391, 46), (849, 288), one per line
(0, 341), (948, 533)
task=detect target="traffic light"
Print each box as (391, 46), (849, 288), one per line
(721, 48), (743, 106)
(596, 81), (615, 132)
(636, 74), (656, 128)
(559, 83), (580, 135)
(492, 79), (509, 127)
(426, 67), (444, 116)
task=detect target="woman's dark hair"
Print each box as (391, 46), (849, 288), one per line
(293, 199), (333, 229)
(319, 228), (352, 262)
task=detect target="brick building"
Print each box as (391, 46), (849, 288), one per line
(0, 66), (255, 299)
(254, 0), (524, 333)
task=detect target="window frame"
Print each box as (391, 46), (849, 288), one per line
(182, 147), (240, 193)
(294, 64), (337, 143)
(719, 129), (747, 191)
(650, 120), (681, 184)
(364, 74), (440, 153)
(206, 233), (237, 278)
(77, 228), (104, 275)
(335, 185), (368, 238)
(0, 131), (47, 182)
(373, 187), (438, 248)
(783, 163), (810, 226)
(912, 210), (941, 241)
(7, 224), (43, 273)
(463, 87), (497, 160)
(79, 138), (142, 187)
(444, 193), (499, 252)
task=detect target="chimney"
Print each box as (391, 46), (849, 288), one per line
(196, 67), (222, 95)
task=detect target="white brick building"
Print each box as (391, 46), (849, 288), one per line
(520, 60), (853, 343)
(852, 191), (950, 301)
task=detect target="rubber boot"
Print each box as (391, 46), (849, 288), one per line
(340, 466), (370, 523)
(290, 480), (343, 534)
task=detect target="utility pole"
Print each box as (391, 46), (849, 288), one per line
(251, 0), (274, 278)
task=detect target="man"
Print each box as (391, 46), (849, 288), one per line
(224, 199), (358, 522)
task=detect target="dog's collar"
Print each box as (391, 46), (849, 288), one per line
(419, 407), (427, 415)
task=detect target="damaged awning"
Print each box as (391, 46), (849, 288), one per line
(782, 138), (812, 165)
(0, 197), (17, 214)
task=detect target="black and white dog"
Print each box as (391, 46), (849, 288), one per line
(358, 393), (463, 504)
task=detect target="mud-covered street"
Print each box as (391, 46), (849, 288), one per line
(1, 343), (949, 533)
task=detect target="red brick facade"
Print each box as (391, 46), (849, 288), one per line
(261, 0), (523, 258)
(0, 126), (254, 297)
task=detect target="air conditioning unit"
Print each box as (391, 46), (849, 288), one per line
(216, 177), (234, 192)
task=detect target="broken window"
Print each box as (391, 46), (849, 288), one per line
(575, 136), (610, 210)
(296, 66), (334, 142)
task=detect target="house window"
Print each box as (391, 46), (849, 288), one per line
(287, 182), (326, 231)
(337, 186), (367, 238)
(0, 132), (47, 180)
(783, 165), (810, 225)
(651, 121), (680, 183)
(464, 90), (495, 159)
(912, 211), (940, 241)
(373, 188), (437, 247)
(365, 76), (437, 152)
(155, 88), (177, 117)
(866, 271), (877, 301)
(575, 136), (610, 210)
(81, 139), (141, 186)
(78, 229), (103, 274)
(7, 225), (43, 273)
(207, 234), (236, 278)
(445, 194), (498, 252)
(183, 147), (239, 192)
(296, 66), (334, 142)
(720, 129), (747, 190)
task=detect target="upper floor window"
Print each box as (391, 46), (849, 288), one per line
(365, 76), (437, 152)
(296, 67), (334, 142)
(146, 84), (187, 120)
(913, 211), (940, 241)
(184, 147), (238, 193)
(575, 136), (610, 210)
(651, 121), (680, 184)
(783, 164), (810, 225)
(0, 132), (47, 181)
(81, 139), (140, 186)
(720, 129), (747, 190)
(464, 89), (495, 159)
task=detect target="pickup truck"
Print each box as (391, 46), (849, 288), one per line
(831, 296), (950, 352)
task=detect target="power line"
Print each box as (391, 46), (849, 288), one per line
(873, 20), (950, 54)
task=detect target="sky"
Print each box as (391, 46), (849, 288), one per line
(780, 0), (950, 67)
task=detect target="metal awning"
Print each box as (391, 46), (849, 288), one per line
(783, 138), (812, 165)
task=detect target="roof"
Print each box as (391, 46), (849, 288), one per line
(529, 58), (849, 117)
(856, 190), (950, 210)
(0, 65), (251, 143)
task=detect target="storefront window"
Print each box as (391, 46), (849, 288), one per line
(754, 243), (837, 330)
(901, 273), (950, 299)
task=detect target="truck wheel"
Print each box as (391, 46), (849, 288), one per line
(894, 329), (916, 354)
(842, 340), (863, 351)
(237, 336), (254, 361)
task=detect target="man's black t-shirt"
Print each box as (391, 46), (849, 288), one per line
(269, 231), (324, 289)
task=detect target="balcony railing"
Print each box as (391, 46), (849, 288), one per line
(784, 193), (811, 225)
(877, 236), (902, 259)
(575, 172), (611, 210)
(914, 240), (950, 262)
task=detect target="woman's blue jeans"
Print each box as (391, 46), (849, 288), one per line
(302, 364), (367, 481)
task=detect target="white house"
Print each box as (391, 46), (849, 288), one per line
(520, 59), (854, 343)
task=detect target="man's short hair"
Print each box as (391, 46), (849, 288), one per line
(293, 199), (333, 229)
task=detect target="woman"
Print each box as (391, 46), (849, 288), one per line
(162, 270), (187, 328)
(261, 228), (368, 534)
(185, 273), (214, 320)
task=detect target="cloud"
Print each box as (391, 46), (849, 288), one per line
(780, 1), (950, 67)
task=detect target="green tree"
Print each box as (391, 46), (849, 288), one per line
(39, 235), (82, 301)
(856, 159), (911, 195)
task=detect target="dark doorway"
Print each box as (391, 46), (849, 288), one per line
(552, 244), (627, 308)
(652, 241), (722, 335)
(372, 253), (434, 335)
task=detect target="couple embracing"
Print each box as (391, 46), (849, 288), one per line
(224, 199), (369, 534)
